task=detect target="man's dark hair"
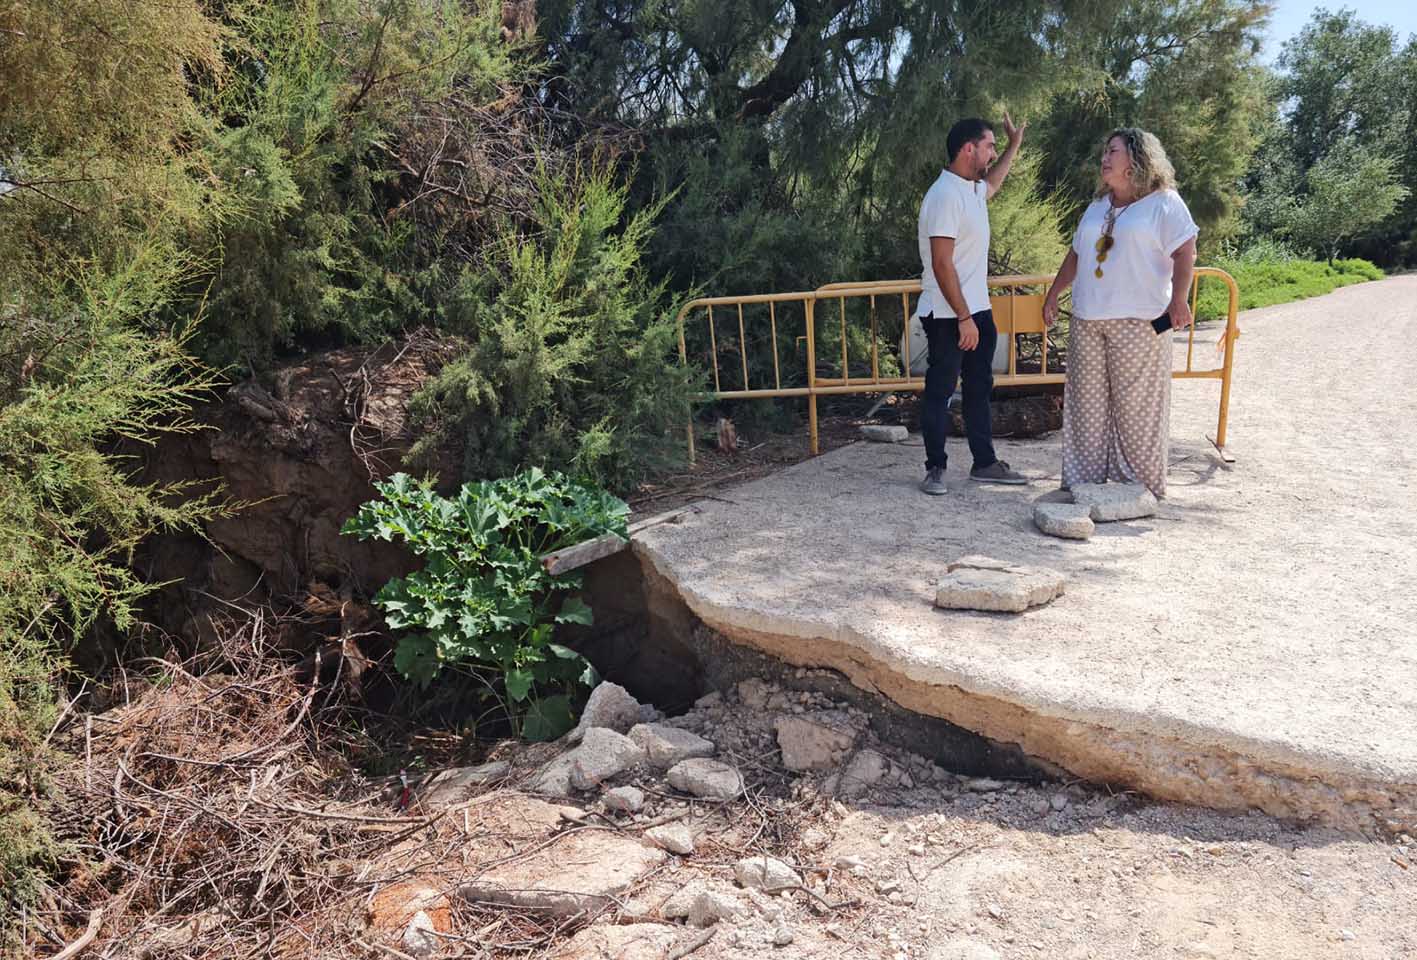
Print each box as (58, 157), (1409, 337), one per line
(947, 118), (994, 162)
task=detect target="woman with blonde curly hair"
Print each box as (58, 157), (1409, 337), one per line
(1042, 128), (1198, 499)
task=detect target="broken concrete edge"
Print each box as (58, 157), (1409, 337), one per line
(632, 541), (1416, 834)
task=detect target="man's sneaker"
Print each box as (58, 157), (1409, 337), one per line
(969, 460), (1028, 484)
(920, 467), (947, 496)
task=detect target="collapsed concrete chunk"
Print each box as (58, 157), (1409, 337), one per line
(568, 682), (644, 742)
(604, 785), (645, 814)
(628, 722), (716, 770)
(666, 758), (745, 800)
(1033, 501), (1095, 540)
(569, 728), (647, 790)
(645, 822), (695, 855)
(688, 890), (747, 927)
(733, 855), (801, 891)
(935, 556), (1065, 613)
(837, 749), (889, 798)
(773, 713), (859, 772)
(1070, 482), (1158, 522)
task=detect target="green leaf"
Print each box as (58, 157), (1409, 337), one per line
(546, 643), (580, 660)
(579, 660), (601, 688)
(393, 635), (440, 687)
(555, 596), (593, 626)
(504, 667), (534, 702)
(521, 694), (576, 742)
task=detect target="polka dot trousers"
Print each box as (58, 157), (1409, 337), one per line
(1062, 317), (1170, 498)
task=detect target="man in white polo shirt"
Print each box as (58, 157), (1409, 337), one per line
(917, 115), (1027, 495)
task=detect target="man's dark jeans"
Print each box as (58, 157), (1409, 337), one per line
(921, 310), (998, 472)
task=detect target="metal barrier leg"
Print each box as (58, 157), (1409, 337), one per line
(1206, 273), (1240, 463)
(806, 300), (820, 455)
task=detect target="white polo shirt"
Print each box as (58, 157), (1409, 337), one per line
(1070, 188), (1198, 320)
(916, 169), (991, 319)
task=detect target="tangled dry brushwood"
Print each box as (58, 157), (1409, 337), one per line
(33, 614), (425, 958)
(27, 606), (840, 959)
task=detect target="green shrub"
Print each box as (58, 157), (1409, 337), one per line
(1195, 256), (1382, 322)
(0, 246), (232, 939)
(342, 469), (628, 740)
(407, 162), (697, 494)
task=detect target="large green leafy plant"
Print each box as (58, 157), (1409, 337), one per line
(342, 469), (628, 740)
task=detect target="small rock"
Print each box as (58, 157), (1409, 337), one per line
(772, 924), (795, 946)
(1070, 482), (1158, 522)
(569, 728), (647, 790)
(936, 557), (1065, 613)
(1031, 798), (1051, 815)
(733, 855), (801, 891)
(908, 843), (926, 856)
(737, 678), (772, 709)
(861, 424), (909, 443)
(604, 786), (645, 814)
(879, 832), (895, 847)
(967, 777), (1005, 793)
(1050, 793), (1069, 811)
(688, 890), (745, 927)
(401, 911), (439, 957)
(646, 823), (695, 855)
(569, 682), (644, 741)
(773, 713), (859, 772)
(666, 758), (745, 800)
(694, 690), (724, 709)
(839, 749), (889, 797)
(1033, 501), (1095, 540)
(835, 855), (867, 874)
(629, 722), (716, 770)
(1339, 929), (1357, 942)
(985, 903), (1003, 920)
(557, 806), (587, 822)
(876, 878), (900, 894)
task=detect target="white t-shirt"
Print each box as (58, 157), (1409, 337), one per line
(1069, 188), (1198, 320)
(916, 170), (991, 319)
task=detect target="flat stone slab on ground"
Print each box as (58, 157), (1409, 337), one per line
(861, 424), (909, 443)
(458, 831), (666, 916)
(1070, 482), (1158, 522)
(1033, 501), (1095, 540)
(935, 555), (1065, 613)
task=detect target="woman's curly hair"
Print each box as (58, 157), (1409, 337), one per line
(1097, 127), (1177, 198)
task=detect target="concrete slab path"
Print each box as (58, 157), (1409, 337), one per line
(635, 276), (1417, 833)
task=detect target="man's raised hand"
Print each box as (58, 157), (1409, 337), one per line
(1002, 111), (1027, 145)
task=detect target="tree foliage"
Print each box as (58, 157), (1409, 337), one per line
(1245, 8), (1417, 264)
(407, 162), (697, 493)
(1273, 139), (1410, 263)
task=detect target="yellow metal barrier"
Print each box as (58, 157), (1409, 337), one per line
(676, 267), (1240, 463)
